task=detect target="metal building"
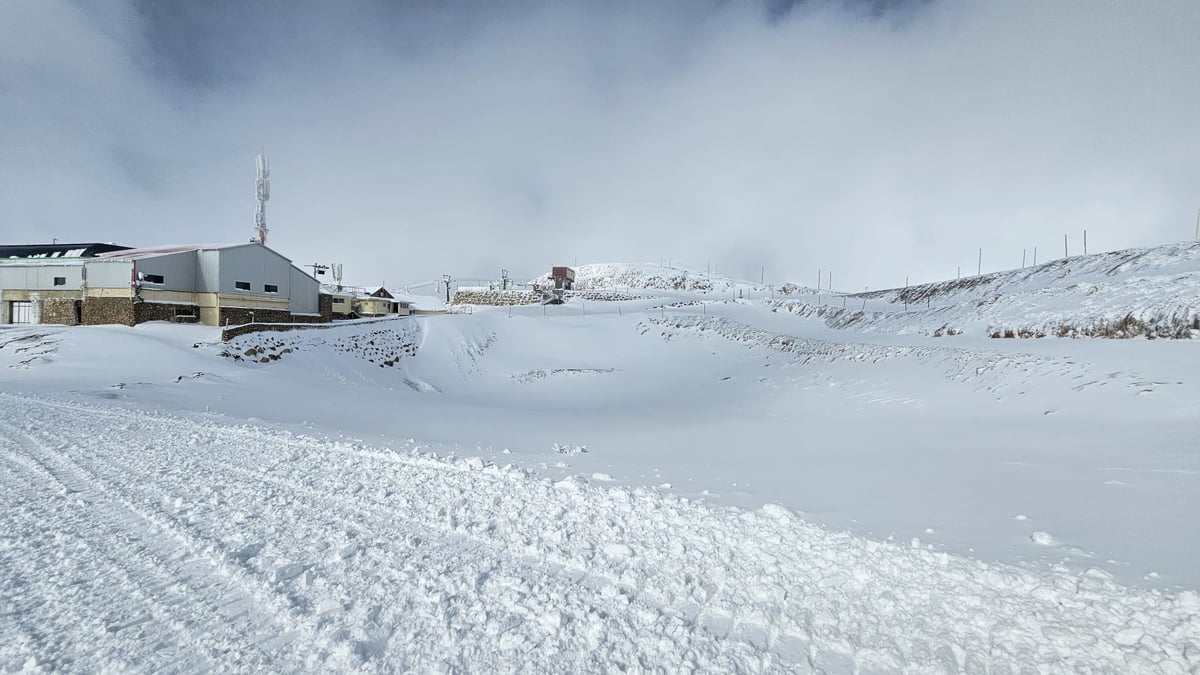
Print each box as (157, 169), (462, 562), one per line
(1, 242), (327, 327)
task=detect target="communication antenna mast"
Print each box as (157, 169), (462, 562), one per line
(253, 153), (271, 245)
(333, 263), (344, 290)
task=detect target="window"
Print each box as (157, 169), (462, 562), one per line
(235, 281), (251, 291)
(264, 284), (279, 293)
(174, 306), (197, 319)
(333, 298), (346, 305)
(140, 273), (164, 284)
(53, 276), (66, 286)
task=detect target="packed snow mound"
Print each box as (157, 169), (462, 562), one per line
(771, 240), (1200, 339)
(220, 319), (421, 369)
(532, 262), (767, 295)
(215, 316), (501, 393)
(2, 394), (1198, 672)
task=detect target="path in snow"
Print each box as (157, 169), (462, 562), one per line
(1, 393), (1198, 672)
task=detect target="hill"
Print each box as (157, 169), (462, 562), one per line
(769, 240), (1200, 339)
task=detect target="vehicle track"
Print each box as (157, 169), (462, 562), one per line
(1, 393), (1196, 673)
(0, 417), (327, 672)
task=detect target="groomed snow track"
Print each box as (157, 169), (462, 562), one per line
(1, 393), (1197, 673)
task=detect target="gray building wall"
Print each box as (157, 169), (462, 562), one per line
(215, 244), (294, 297)
(0, 262), (84, 290)
(83, 260), (135, 288)
(289, 266), (319, 315)
(197, 250), (221, 292)
(131, 251), (197, 292)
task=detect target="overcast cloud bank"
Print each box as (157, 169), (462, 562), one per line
(2, 0), (1198, 290)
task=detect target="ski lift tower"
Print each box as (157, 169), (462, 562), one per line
(253, 153), (270, 245)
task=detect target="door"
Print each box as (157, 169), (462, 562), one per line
(9, 301), (32, 324)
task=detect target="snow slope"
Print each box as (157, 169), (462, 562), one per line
(2, 394), (1198, 673)
(769, 240), (1200, 339)
(2, 245), (1200, 671)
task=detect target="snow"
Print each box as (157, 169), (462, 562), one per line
(1, 247), (1199, 670)
(2, 393), (1197, 672)
(770, 240), (1200, 339)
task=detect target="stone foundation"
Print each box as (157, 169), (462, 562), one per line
(288, 294), (334, 324)
(42, 298), (81, 326)
(134, 302), (199, 324)
(218, 307), (293, 326)
(82, 297), (135, 326)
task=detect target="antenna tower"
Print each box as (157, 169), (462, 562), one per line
(254, 153), (271, 245)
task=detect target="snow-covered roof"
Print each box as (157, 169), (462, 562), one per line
(0, 257), (87, 267)
(97, 242), (264, 261)
(0, 242), (133, 259)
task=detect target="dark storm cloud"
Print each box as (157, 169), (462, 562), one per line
(2, 0), (1198, 291)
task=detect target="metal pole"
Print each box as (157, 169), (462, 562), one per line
(1022, 249), (1026, 268)
(1064, 234), (1068, 258)
(818, 268), (821, 291)
(977, 248), (982, 276)
(1083, 229), (1088, 255)
(1034, 246), (1037, 266)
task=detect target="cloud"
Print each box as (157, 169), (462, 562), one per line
(2, 0), (1198, 291)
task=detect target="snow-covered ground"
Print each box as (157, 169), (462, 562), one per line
(2, 247), (1199, 671)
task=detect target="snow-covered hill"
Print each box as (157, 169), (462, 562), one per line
(532, 262), (769, 296)
(2, 247), (1200, 671)
(771, 240), (1200, 339)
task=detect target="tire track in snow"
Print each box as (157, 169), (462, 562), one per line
(87, 419), (786, 670)
(0, 417), (329, 672)
(0, 394), (781, 671)
(2, 393), (1199, 673)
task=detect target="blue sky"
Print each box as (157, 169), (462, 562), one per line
(2, 0), (1198, 290)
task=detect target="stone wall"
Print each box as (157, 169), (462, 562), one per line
(82, 297), (135, 326)
(134, 302), (198, 324)
(219, 316), (402, 342)
(450, 288), (640, 306)
(41, 298), (80, 326)
(219, 306), (292, 326)
(451, 289), (543, 306)
(288, 294), (334, 324)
